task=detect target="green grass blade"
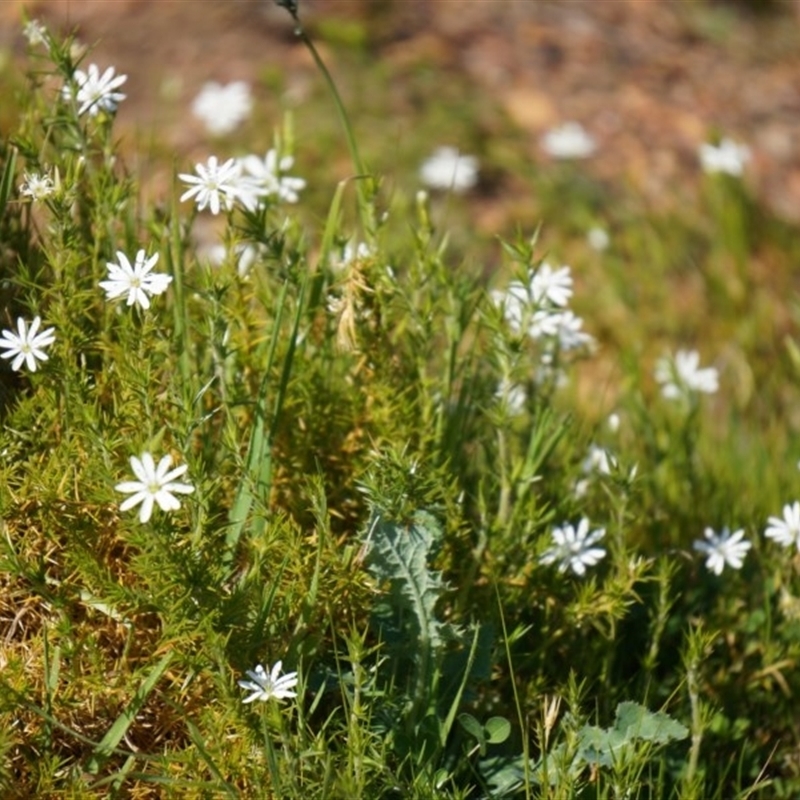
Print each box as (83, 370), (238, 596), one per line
(440, 624), (481, 748)
(277, 2), (375, 234)
(184, 717), (239, 797)
(225, 279), (290, 559)
(86, 651), (174, 775)
(225, 273), (306, 566)
(166, 183), (194, 403)
(0, 146), (18, 220)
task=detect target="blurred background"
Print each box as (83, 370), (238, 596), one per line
(1, 0), (799, 220)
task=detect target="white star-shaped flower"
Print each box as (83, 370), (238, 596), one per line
(99, 250), (172, 310)
(693, 527), (751, 575)
(192, 80), (252, 136)
(0, 316), (56, 372)
(64, 63), (127, 117)
(115, 452), (194, 524)
(179, 156), (246, 215)
(540, 518), (606, 576)
(655, 349), (718, 399)
(765, 502), (800, 550)
(530, 263), (573, 307)
(23, 19), (48, 48)
(419, 146), (478, 193)
(19, 171), (55, 202)
(238, 661), (298, 704)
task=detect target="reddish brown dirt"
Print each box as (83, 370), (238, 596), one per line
(2, 0), (800, 221)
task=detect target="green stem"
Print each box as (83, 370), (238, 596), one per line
(278, 1), (375, 235)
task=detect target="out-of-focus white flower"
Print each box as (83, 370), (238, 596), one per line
(115, 452), (194, 524)
(530, 263), (573, 307)
(699, 138), (750, 177)
(587, 227), (610, 252)
(693, 527), (751, 575)
(548, 310), (594, 351)
(540, 518), (606, 576)
(179, 156), (246, 215)
(493, 264), (573, 333)
(607, 412), (620, 433)
(19, 171), (55, 202)
(205, 242), (259, 277)
(528, 309), (563, 340)
(99, 250), (172, 310)
(765, 502), (800, 551)
(493, 263), (593, 352)
(496, 377), (527, 415)
(575, 444), (616, 496)
(582, 444), (614, 476)
(238, 149), (306, 205)
(541, 122), (596, 160)
(191, 80), (252, 135)
(64, 64), (127, 117)
(419, 146), (478, 193)
(492, 282), (528, 336)
(239, 661), (298, 703)
(331, 241), (374, 273)
(23, 19), (47, 47)
(655, 349), (718, 399)
(0, 316), (56, 372)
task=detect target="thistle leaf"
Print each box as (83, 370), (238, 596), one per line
(364, 509), (448, 650)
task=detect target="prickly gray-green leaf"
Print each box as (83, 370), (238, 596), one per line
(364, 510), (447, 649)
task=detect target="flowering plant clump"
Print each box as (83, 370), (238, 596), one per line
(115, 453), (194, 523)
(63, 63), (127, 117)
(492, 262), (594, 358)
(99, 250), (172, 310)
(0, 317), (56, 372)
(540, 518), (607, 576)
(5, 13), (800, 797)
(693, 527), (751, 575)
(493, 262), (572, 335)
(238, 662), (298, 704)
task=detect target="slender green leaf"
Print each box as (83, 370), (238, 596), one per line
(0, 146), (18, 220)
(86, 651), (174, 774)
